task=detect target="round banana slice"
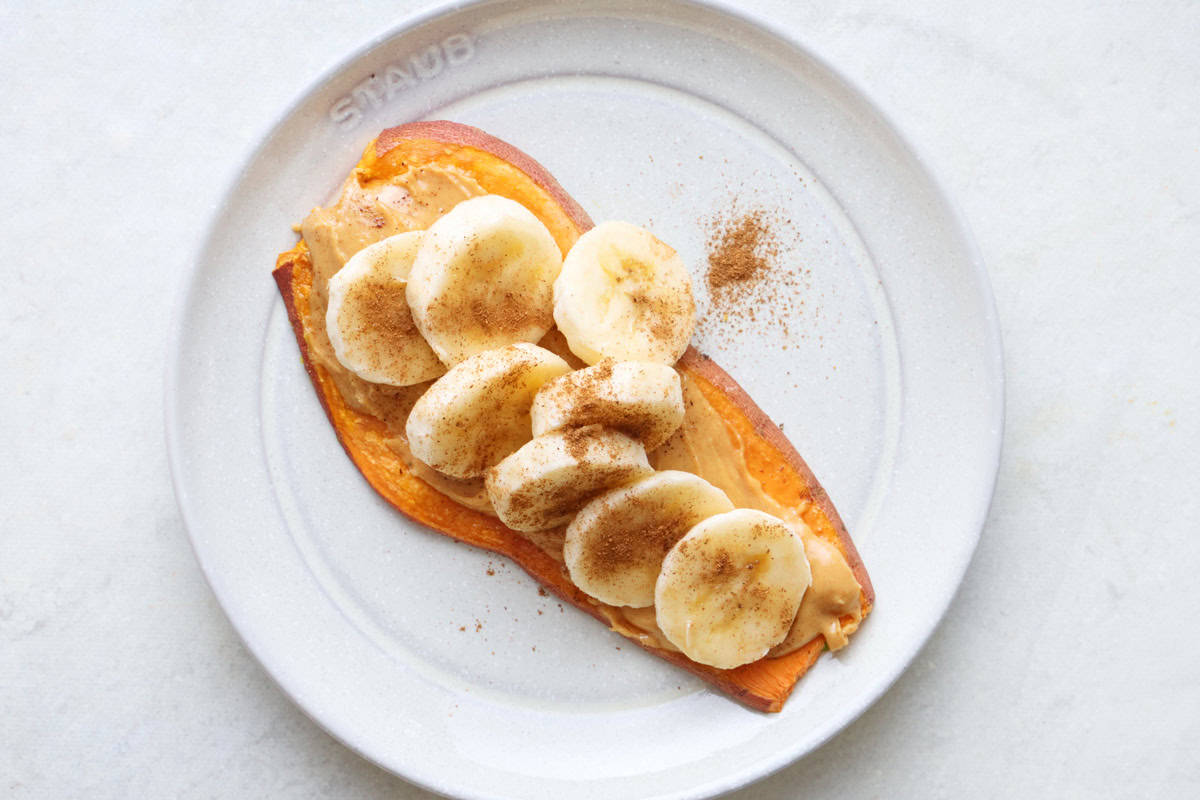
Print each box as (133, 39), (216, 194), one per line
(553, 221), (695, 365)
(405, 343), (570, 479)
(655, 509), (811, 669)
(564, 471), (734, 608)
(485, 425), (653, 532)
(531, 359), (684, 451)
(407, 194), (563, 366)
(324, 231), (445, 386)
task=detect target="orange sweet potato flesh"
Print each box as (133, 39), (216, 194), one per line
(272, 121), (873, 712)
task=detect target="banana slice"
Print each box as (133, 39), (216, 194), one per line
(485, 425), (653, 532)
(324, 231), (445, 386)
(405, 343), (570, 479)
(531, 359), (684, 451)
(407, 195), (563, 366)
(553, 221), (695, 365)
(655, 509), (811, 669)
(564, 471), (734, 608)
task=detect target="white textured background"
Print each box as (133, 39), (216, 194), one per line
(2, 1), (1198, 797)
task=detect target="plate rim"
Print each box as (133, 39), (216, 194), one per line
(165, 0), (1005, 797)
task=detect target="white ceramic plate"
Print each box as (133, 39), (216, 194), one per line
(167, 1), (1003, 797)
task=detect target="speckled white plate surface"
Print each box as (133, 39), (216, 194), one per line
(166, 1), (1002, 797)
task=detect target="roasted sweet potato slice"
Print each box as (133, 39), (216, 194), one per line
(272, 122), (873, 712)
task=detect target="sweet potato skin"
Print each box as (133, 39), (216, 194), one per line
(375, 121), (594, 235)
(677, 350), (874, 609)
(272, 122), (872, 712)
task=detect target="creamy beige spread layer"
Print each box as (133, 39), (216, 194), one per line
(299, 163), (864, 659)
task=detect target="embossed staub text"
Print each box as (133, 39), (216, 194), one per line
(329, 33), (475, 131)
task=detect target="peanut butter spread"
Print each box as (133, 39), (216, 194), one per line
(302, 163), (495, 512)
(636, 376), (863, 656)
(299, 165), (862, 661)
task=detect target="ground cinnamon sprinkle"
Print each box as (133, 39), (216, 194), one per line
(545, 360), (656, 442)
(469, 291), (534, 334)
(585, 508), (689, 582)
(698, 206), (815, 344)
(706, 210), (776, 291)
(343, 278), (417, 370)
(562, 427), (590, 460)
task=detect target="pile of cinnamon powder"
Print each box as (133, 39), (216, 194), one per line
(706, 209), (778, 292)
(699, 206), (812, 343)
